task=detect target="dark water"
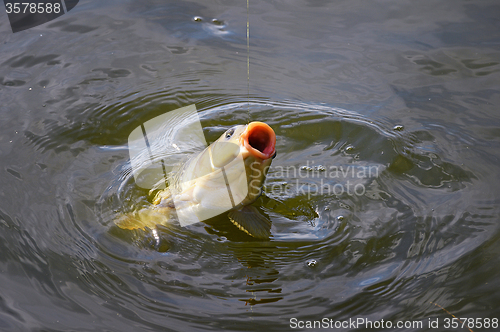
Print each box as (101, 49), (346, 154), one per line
(1, 0), (500, 331)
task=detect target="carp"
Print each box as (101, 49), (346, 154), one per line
(116, 121), (276, 239)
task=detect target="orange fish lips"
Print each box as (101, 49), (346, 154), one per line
(240, 121), (276, 160)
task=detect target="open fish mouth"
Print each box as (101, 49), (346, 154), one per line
(240, 121), (276, 160)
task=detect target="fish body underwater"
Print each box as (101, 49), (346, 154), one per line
(116, 121), (277, 239)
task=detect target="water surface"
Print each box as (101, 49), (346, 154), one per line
(0, 0), (499, 331)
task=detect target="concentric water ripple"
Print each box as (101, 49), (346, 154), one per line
(26, 98), (487, 330)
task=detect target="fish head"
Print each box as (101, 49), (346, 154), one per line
(174, 121), (276, 210)
(209, 124), (248, 168)
(239, 121), (277, 161)
(214, 121), (276, 205)
(239, 121), (277, 204)
(210, 121), (276, 165)
(239, 121), (276, 172)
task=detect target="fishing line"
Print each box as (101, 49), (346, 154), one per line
(140, 123), (168, 188)
(246, 0), (250, 123)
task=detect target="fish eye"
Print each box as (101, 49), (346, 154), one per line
(225, 127), (235, 139)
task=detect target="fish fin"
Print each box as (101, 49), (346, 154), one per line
(228, 205), (271, 239)
(148, 178), (167, 197)
(151, 189), (173, 206)
(115, 207), (171, 230)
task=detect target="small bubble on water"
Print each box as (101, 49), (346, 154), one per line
(300, 165), (313, 171)
(393, 125), (404, 131)
(339, 202), (351, 209)
(28, 87), (32, 91)
(345, 145), (354, 152)
(337, 215), (344, 221)
(211, 18), (223, 25)
(306, 259), (317, 267)
(193, 16), (203, 22)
